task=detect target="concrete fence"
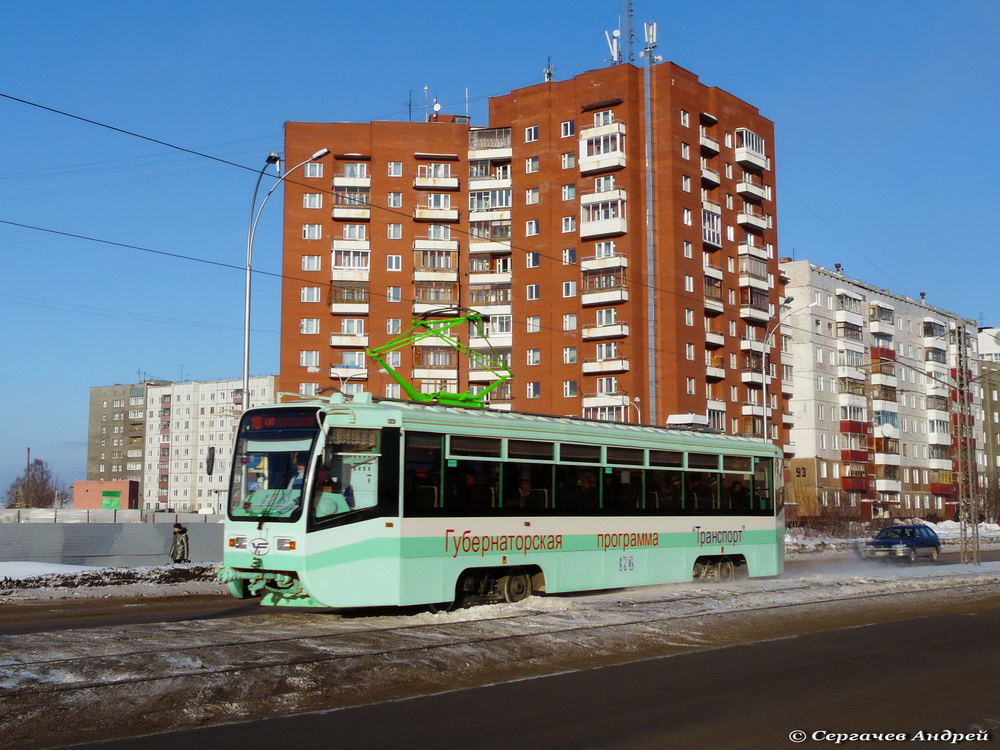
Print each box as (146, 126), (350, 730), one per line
(0, 509), (222, 525)
(0, 523), (224, 567)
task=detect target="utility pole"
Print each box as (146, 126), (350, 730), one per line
(954, 324), (981, 564)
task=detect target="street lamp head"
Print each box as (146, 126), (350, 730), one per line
(310, 147), (331, 160)
(782, 296), (794, 307)
(265, 152), (280, 165)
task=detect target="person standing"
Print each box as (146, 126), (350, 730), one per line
(169, 523), (190, 564)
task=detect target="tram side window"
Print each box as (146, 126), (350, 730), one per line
(555, 465), (600, 511)
(603, 467), (643, 512)
(753, 459), (773, 512)
(647, 469), (684, 511)
(444, 459), (500, 513)
(685, 472), (719, 511)
(404, 432), (442, 514)
(720, 474), (753, 512)
(502, 463), (553, 510)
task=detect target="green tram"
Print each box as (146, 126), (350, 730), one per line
(218, 393), (784, 608)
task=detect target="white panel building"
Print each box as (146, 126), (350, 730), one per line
(780, 261), (983, 521)
(142, 376), (276, 513)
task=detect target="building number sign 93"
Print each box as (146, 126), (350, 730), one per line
(618, 556), (635, 572)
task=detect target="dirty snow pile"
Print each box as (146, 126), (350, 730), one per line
(0, 562), (225, 601)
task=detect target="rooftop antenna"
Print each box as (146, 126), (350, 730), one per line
(423, 86), (429, 122)
(605, 28), (622, 65)
(408, 89), (413, 122)
(543, 56), (555, 82)
(465, 87), (469, 117)
(625, 0), (635, 63)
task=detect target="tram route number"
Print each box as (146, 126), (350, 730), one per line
(618, 555), (635, 572)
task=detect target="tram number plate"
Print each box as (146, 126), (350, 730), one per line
(618, 555), (635, 572)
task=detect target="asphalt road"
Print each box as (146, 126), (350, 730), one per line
(72, 598), (1000, 750)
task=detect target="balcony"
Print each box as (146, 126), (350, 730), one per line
(740, 337), (766, 353)
(706, 356), (726, 381)
(413, 237), (460, 251)
(738, 240), (769, 260)
(333, 173), (370, 188)
(580, 216), (627, 239)
(929, 483), (955, 495)
(468, 271), (512, 285)
(736, 174), (770, 202)
(468, 333), (513, 350)
(737, 207), (771, 231)
(582, 357), (630, 374)
(735, 141), (769, 171)
(875, 479), (901, 493)
(740, 305), (770, 323)
(741, 368), (765, 386)
(702, 225), (722, 249)
(701, 165), (721, 186)
(699, 132), (720, 155)
(330, 302), (369, 315)
(329, 333), (369, 348)
(413, 300), (458, 314)
(705, 328), (725, 348)
(582, 322), (629, 340)
(703, 261), (723, 281)
(841, 477), (871, 492)
(332, 238), (370, 252)
(581, 253), (628, 271)
(332, 206), (370, 221)
(870, 346), (895, 363)
(413, 207), (459, 222)
(738, 272), (769, 291)
(329, 366), (368, 380)
(413, 175), (460, 190)
(468, 127), (512, 158)
(582, 287), (628, 306)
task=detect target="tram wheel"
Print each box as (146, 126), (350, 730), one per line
(501, 569), (532, 603)
(426, 600), (456, 614)
(717, 558), (735, 583)
(692, 562), (705, 580)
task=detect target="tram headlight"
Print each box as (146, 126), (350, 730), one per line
(229, 536), (247, 549)
(276, 538), (297, 551)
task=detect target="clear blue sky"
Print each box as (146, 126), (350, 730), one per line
(1, 0), (998, 494)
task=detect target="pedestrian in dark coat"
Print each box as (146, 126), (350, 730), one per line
(169, 523), (190, 564)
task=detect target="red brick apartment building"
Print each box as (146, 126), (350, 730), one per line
(279, 62), (786, 440)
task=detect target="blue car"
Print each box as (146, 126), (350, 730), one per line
(861, 525), (941, 562)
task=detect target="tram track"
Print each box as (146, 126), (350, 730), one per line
(3, 574), (999, 700)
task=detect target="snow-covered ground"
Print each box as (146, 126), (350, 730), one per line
(0, 519), (998, 604)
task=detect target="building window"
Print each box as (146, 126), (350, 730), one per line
(342, 224), (366, 241)
(563, 281), (577, 298)
(301, 287), (321, 303)
(563, 313), (577, 331)
(525, 156), (539, 173)
(685, 309), (694, 326)
(299, 319), (320, 335)
(385, 383), (401, 399)
(562, 184), (576, 201)
(561, 152), (576, 169)
(302, 224), (322, 240)
(562, 216), (576, 233)
(301, 255), (321, 271)
(681, 143), (690, 159)
(525, 125), (539, 142)
(525, 188), (539, 205)
(683, 241), (692, 258)
(341, 319), (364, 335)
(527, 349), (541, 366)
(680, 110), (689, 127)
(303, 193), (322, 209)
(686, 378), (696, 395)
(387, 223), (402, 239)
(525, 220), (539, 236)
(561, 121), (575, 138)
(684, 275), (694, 292)
(387, 287), (401, 303)
(563, 380), (577, 397)
(686, 343), (695, 360)
(304, 162), (323, 178)
(387, 192), (402, 208)
(387, 255), (401, 271)
(527, 382), (541, 399)
(527, 317), (541, 333)
(526, 252), (540, 268)
(562, 248), (576, 265)
(299, 351), (319, 368)
(526, 284), (540, 300)
(682, 175), (690, 192)
(594, 109), (614, 126)
(387, 318), (401, 334)
(388, 161), (402, 177)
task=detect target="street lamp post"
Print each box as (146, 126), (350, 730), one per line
(242, 147), (331, 411)
(620, 394), (641, 424)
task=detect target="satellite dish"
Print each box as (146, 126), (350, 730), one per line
(433, 102), (442, 112)
(879, 423), (895, 437)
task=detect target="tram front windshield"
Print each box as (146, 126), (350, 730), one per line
(229, 409), (319, 521)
